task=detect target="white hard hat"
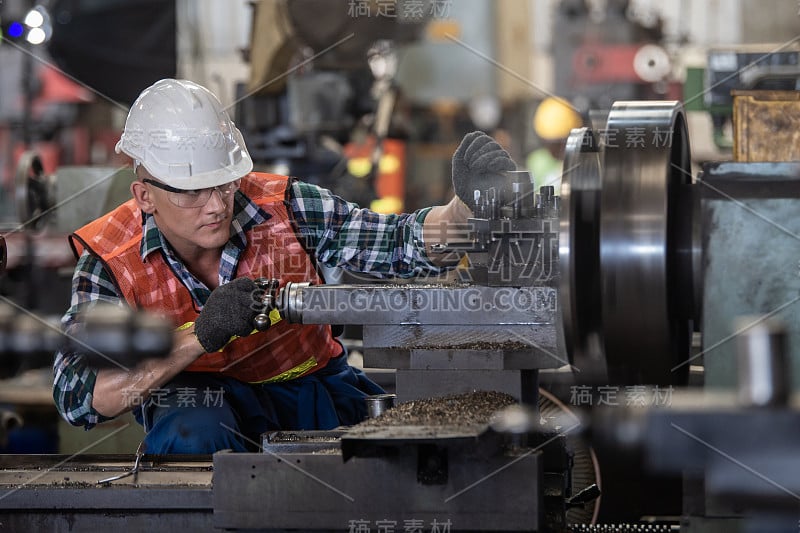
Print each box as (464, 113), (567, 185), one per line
(115, 79), (253, 190)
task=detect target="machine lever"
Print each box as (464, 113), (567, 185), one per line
(97, 440), (146, 485)
(566, 483), (601, 509)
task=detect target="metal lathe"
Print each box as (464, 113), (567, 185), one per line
(2, 100), (799, 532)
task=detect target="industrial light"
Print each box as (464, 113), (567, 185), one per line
(7, 21), (24, 39)
(24, 8), (44, 28)
(26, 26), (46, 45)
(21, 6), (52, 45)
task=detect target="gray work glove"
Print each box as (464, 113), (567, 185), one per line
(194, 277), (258, 352)
(452, 131), (517, 210)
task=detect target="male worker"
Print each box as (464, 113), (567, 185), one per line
(526, 96), (583, 192)
(53, 79), (515, 454)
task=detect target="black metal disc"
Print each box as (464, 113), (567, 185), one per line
(599, 101), (692, 385)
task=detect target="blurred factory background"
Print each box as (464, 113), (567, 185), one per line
(3, 0), (797, 219)
(0, 0), (799, 531)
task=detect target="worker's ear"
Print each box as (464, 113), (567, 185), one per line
(131, 181), (156, 214)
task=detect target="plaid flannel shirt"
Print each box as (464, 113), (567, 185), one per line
(53, 179), (436, 429)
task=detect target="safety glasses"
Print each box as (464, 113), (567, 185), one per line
(143, 178), (241, 208)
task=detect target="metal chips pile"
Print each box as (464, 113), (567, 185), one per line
(359, 390), (517, 427)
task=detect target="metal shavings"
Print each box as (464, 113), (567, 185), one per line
(358, 390), (517, 428)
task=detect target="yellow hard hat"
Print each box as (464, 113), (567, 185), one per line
(533, 97), (582, 141)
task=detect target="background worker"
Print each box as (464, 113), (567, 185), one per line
(526, 96), (583, 192)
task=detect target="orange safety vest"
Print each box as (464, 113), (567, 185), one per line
(70, 172), (342, 383)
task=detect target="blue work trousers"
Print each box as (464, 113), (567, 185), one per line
(133, 353), (384, 454)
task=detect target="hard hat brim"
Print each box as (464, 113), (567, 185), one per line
(115, 132), (254, 189)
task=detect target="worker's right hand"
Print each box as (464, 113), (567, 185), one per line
(194, 277), (259, 353)
(451, 131), (516, 211)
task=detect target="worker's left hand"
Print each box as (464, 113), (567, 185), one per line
(451, 131), (516, 211)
